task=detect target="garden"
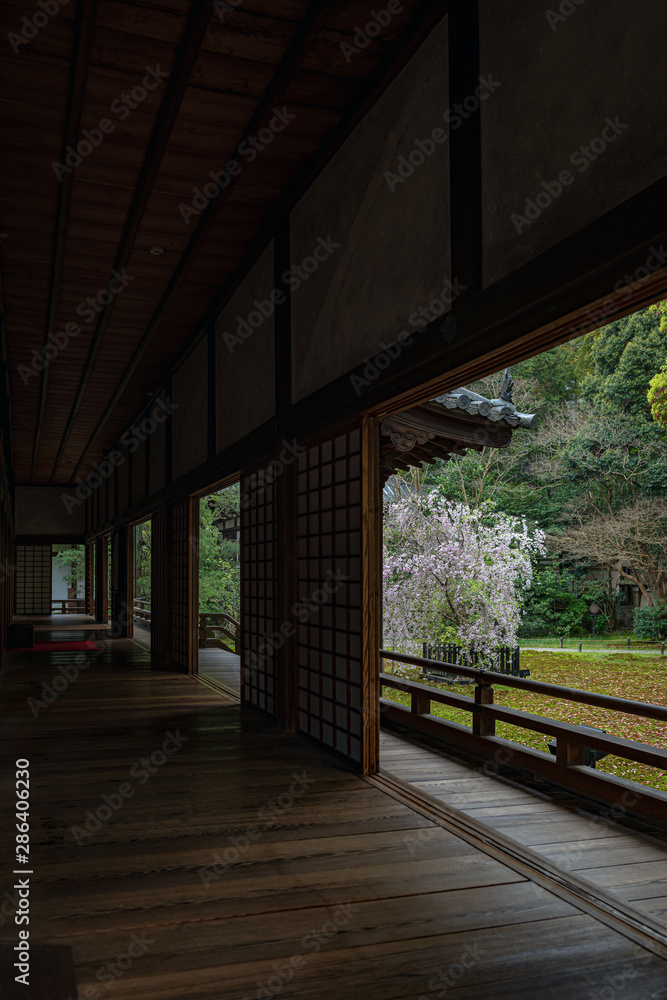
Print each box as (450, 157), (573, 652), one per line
(382, 302), (667, 794)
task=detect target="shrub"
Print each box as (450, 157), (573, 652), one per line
(633, 602), (667, 640)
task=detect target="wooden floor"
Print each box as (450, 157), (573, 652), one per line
(0, 639), (666, 998)
(381, 727), (667, 927)
(198, 647), (241, 696)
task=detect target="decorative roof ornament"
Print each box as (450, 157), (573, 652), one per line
(434, 383), (536, 429)
(499, 367), (514, 403)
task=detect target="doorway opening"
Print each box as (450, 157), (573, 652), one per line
(132, 519), (152, 648)
(52, 543), (86, 615)
(197, 481), (241, 695)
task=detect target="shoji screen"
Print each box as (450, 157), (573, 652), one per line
(16, 544), (51, 615)
(294, 423), (379, 768)
(240, 468), (278, 716)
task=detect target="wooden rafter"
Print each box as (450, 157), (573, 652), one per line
(67, 0), (447, 484)
(48, 1), (214, 484)
(67, 0), (332, 484)
(30, 0), (97, 483)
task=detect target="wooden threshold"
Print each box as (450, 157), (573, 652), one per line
(368, 769), (667, 961)
(194, 671), (240, 703)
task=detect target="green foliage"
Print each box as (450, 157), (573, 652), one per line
(198, 488), (240, 617)
(517, 566), (608, 638)
(580, 303), (667, 424)
(647, 303), (667, 427)
(134, 521), (151, 599)
(52, 546), (85, 594)
(633, 602), (667, 640)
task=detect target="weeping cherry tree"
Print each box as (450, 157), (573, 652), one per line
(383, 495), (546, 662)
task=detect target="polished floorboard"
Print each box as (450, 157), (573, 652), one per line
(0, 639), (666, 999)
(198, 647), (241, 696)
(381, 727), (667, 927)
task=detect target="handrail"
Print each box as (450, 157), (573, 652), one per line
(199, 612), (240, 649)
(379, 649), (667, 826)
(133, 598), (151, 623)
(51, 598), (86, 614)
(381, 649), (667, 723)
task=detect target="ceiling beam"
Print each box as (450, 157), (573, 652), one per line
(30, 0), (97, 483)
(48, 0), (213, 484)
(69, 0), (447, 483)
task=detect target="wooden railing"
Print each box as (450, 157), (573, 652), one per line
(51, 598), (86, 614)
(133, 599), (151, 624)
(199, 613), (240, 652)
(380, 649), (667, 827)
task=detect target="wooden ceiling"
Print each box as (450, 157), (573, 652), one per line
(0, 0), (443, 485)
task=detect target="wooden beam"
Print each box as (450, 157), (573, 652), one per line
(274, 220), (292, 415)
(49, 2), (213, 483)
(67, 0), (330, 484)
(207, 323), (216, 460)
(30, 0), (97, 484)
(448, 0), (482, 294)
(68, 1), (448, 483)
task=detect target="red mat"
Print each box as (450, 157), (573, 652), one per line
(10, 641), (101, 652)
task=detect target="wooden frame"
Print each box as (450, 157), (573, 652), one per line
(361, 416), (381, 774)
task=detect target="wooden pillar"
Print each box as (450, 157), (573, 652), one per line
(166, 498), (198, 672)
(110, 526), (132, 638)
(361, 416), (381, 775)
(94, 537), (105, 623)
(85, 542), (95, 617)
(151, 507), (169, 661)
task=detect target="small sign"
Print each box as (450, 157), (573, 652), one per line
(589, 602), (601, 615)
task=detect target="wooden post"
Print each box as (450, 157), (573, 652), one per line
(361, 416), (381, 775)
(94, 536), (105, 623)
(472, 679), (495, 737)
(110, 526), (132, 638)
(411, 690), (431, 715)
(556, 738), (586, 766)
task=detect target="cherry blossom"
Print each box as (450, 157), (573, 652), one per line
(383, 496), (546, 662)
